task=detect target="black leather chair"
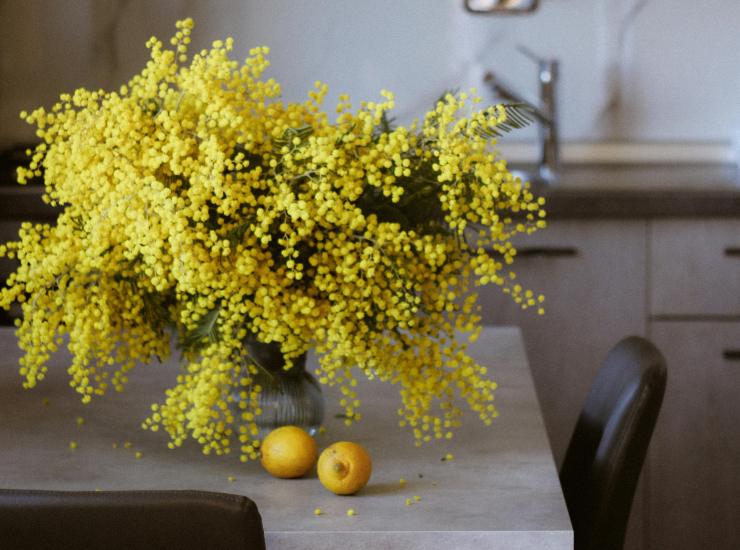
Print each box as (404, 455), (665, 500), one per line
(0, 489), (266, 550)
(559, 336), (667, 550)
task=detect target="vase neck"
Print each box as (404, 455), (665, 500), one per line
(245, 338), (307, 376)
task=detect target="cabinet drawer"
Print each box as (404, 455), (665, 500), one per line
(650, 219), (740, 316)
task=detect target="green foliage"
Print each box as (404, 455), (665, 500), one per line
(179, 307), (220, 353)
(475, 103), (534, 138)
(272, 124), (313, 149)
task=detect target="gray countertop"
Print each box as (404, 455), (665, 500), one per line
(0, 326), (573, 550)
(3, 163), (738, 221)
(535, 163), (740, 218)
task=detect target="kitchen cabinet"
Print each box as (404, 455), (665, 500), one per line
(479, 213), (740, 550)
(646, 219), (740, 550)
(0, 186), (56, 325)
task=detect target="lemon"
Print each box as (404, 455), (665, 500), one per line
(260, 426), (318, 479)
(317, 441), (372, 495)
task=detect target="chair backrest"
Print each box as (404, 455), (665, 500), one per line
(559, 336), (667, 550)
(0, 489), (266, 550)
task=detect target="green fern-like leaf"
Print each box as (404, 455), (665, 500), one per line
(475, 103), (535, 138)
(431, 92), (533, 139)
(179, 307), (220, 352)
(273, 124), (313, 149)
(226, 217), (256, 245)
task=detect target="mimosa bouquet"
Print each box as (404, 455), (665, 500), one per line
(0, 19), (545, 461)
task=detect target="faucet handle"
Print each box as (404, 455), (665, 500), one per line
(516, 45), (558, 83)
(516, 45), (557, 67)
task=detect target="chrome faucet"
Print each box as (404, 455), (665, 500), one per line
(484, 47), (560, 184)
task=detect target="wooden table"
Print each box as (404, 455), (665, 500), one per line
(0, 326), (573, 549)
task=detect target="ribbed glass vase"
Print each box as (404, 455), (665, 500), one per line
(243, 339), (324, 439)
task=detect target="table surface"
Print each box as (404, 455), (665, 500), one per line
(0, 326), (573, 550)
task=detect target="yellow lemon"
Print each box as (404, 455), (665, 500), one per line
(260, 426), (318, 479)
(317, 441), (372, 495)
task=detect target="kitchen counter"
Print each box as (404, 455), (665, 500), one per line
(534, 163), (740, 218)
(1, 163), (739, 221)
(0, 326), (573, 550)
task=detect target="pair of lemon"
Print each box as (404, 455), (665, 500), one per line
(260, 426), (372, 495)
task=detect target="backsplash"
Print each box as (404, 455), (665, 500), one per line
(1, 0), (739, 155)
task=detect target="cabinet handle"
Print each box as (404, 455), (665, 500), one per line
(723, 350), (740, 361)
(724, 247), (740, 257)
(518, 246), (579, 258)
(485, 246), (579, 259)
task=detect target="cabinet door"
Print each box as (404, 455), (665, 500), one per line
(648, 321), (740, 550)
(477, 220), (648, 466)
(0, 221), (21, 325)
(0, 220), (20, 279)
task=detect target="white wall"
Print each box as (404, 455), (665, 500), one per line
(1, 0), (739, 152)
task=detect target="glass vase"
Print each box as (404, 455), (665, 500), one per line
(243, 339), (324, 439)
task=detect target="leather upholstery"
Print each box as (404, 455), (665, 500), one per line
(559, 336), (667, 550)
(0, 489), (266, 550)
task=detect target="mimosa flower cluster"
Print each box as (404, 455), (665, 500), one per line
(0, 19), (545, 461)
